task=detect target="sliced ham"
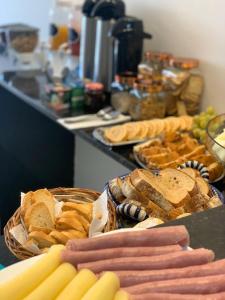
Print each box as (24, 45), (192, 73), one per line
(131, 292), (225, 300)
(116, 259), (225, 287)
(62, 245), (182, 266)
(126, 274), (225, 295)
(77, 248), (214, 273)
(66, 226), (189, 251)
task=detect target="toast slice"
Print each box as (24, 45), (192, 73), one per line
(196, 177), (210, 196)
(62, 202), (93, 222)
(24, 202), (55, 230)
(56, 217), (85, 233)
(131, 169), (196, 209)
(121, 176), (145, 203)
(49, 230), (69, 244)
(29, 231), (56, 248)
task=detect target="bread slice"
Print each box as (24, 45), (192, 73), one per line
(21, 191), (35, 217)
(62, 230), (87, 240)
(196, 177), (210, 196)
(131, 169), (196, 209)
(180, 168), (197, 180)
(108, 177), (125, 203)
(24, 202), (55, 230)
(29, 231), (56, 248)
(121, 176), (145, 203)
(28, 225), (52, 234)
(49, 230), (69, 244)
(208, 196), (222, 208)
(56, 217), (85, 232)
(32, 189), (55, 222)
(208, 162), (224, 182)
(62, 203), (93, 222)
(60, 211), (90, 232)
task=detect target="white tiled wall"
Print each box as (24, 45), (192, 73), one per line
(1, 0), (224, 113)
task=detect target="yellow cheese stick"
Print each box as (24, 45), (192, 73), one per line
(0, 245), (64, 300)
(56, 269), (97, 300)
(81, 272), (120, 300)
(24, 263), (77, 300)
(114, 290), (131, 300)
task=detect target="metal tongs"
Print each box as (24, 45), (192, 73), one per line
(64, 107), (120, 124)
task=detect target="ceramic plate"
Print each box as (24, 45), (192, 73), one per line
(0, 255), (43, 284)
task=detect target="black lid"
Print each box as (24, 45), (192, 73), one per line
(91, 0), (125, 20)
(109, 16), (152, 39)
(82, 0), (100, 16)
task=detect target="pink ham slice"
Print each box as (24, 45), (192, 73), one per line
(131, 292), (225, 300)
(77, 248), (214, 273)
(66, 226), (189, 251)
(126, 274), (225, 295)
(116, 259), (225, 287)
(62, 245), (182, 266)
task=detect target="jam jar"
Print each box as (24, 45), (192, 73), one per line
(84, 82), (106, 113)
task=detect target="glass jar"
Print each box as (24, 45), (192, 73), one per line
(129, 82), (167, 121)
(68, 1), (82, 56)
(49, 0), (71, 50)
(84, 82), (106, 113)
(111, 75), (135, 114)
(163, 57), (204, 115)
(138, 51), (172, 82)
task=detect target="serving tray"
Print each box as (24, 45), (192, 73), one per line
(93, 127), (147, 147)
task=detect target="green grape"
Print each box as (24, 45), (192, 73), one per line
(193, 128), (202, 138)
(207, 106), (216, 115)
(200, 119), (208, 129)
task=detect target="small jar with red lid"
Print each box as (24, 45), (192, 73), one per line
(84, 82), (106, 113)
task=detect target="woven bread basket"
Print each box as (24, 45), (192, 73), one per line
(4, 187), (116, 260)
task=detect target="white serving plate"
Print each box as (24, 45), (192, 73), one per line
(0, 255), (43, 284)
(93, 127), (147, 147)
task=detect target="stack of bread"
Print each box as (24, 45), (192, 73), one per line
(21, 189), (93, 250)
(134, 132), (224, 182)
(109, 168), (222, 223)
(104, 116), (193, 144)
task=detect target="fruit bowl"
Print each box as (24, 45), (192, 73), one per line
(206, 114), (225, 166)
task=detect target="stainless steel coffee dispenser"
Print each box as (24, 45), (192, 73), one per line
(79, 0), (100, 79)
(91, 0), (125, 91)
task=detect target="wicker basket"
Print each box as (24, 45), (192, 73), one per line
(4, 188), (116, 260)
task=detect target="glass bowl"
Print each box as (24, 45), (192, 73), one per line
(206, 114), (225, 166)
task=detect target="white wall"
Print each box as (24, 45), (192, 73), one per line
(125, 0), (225, 113)
(0, 0), (51, 40)
(0, 0), (224, 113)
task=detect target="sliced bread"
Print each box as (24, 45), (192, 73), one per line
(29, 231), (56, 248)
(56, 217), (85, 232)
(131, 169), (196, 209)
(24, 202), (55, 230)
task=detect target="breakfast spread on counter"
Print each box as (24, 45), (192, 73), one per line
(3, 226), (225, 299)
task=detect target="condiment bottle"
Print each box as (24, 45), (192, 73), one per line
(49, 0), (71, 50)
(84, 82), (106, 113)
